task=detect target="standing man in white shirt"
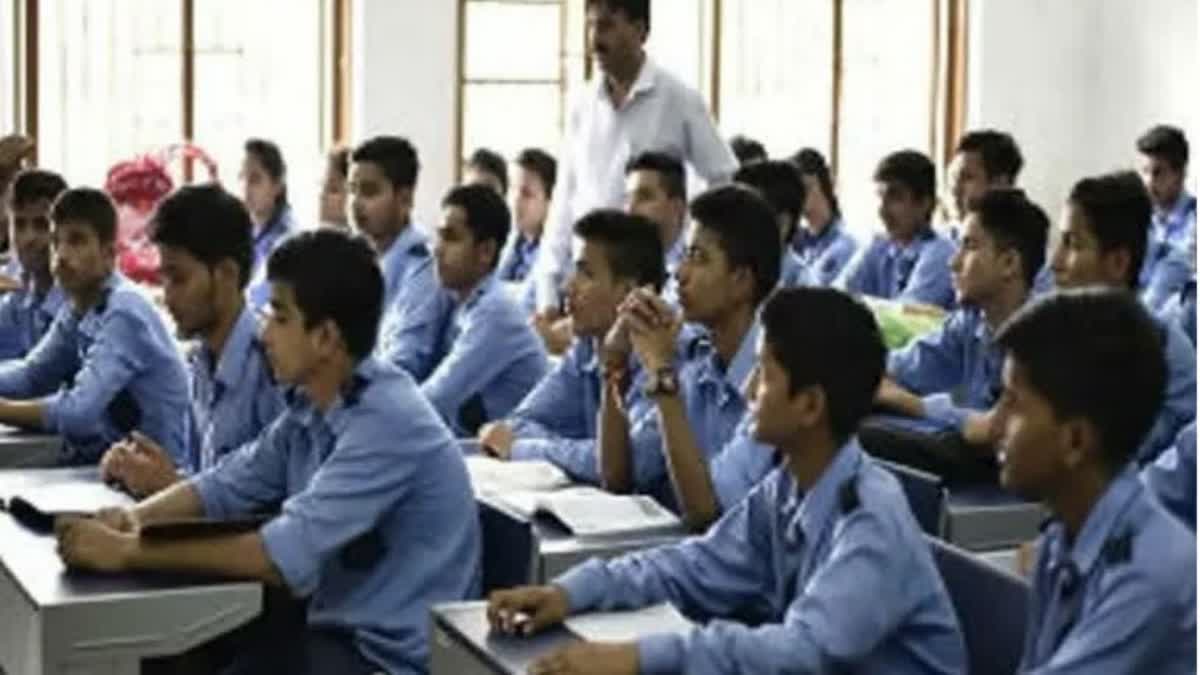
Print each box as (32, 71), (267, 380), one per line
(530, 0), (737, 352)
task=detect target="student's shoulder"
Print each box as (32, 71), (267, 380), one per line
(919, 232), (958, 259)
(339, 360), (456, 441)
(101, 281), (168, 329)
(1122, 491), (1196, 592)
(842, 456), (926, 546)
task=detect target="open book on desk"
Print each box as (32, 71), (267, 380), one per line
(497, 486), (682, 539)
(465, 455), (571, 495)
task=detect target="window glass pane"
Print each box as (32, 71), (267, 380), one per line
(38, 0), (183, 187)
(719, 0), (832, 158)
(836, 0), (935, 240)
(1, 0), (14, 133)
(193, 0), (324, 230)
(648, 0), (711, 99)
(463, 83), (562, 162)
(465, 1), (561, 82)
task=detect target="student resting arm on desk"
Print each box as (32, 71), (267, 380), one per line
(57, 230), (480, 675)
(488, 288), (966, 675)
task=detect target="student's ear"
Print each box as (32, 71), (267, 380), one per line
(1101, 248), (1133, 286)
(790, 384), (826, 430)
(312, 318), (345, 359)
(213, 258), (241, 291)
(394, 187), (415, 216)
(731, 265), (756, 306)
(1059, 417), (1099, 470)
(998, 248), (1022, 284)
(478, 238), (499, 271)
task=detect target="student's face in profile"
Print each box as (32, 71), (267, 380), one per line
(158, 244), (235, 340)
(993, 357), (1070, 499)
(348, 161), (411, 243)
(51, 220), (113, 300)
(624, 170), (684, 243)
(238, 155), (283, 226)
(586, 5), (646, 77)
(565, 239), (628, 338)
(1137, 153), (1185, 211)
(463, 166), (505, 198)
(799, 173), (833, 234)
(512, 166), (550, 241)
(1050, 203), (1128, 290)
(748, 336), (797, 447)
(259, 282), (320, 386)
(675, 224), (748, 325)
(433, 205), (492, 294)
(319, 166), (348, 229)
(875, 181), (931, 242)
(950, 213), (1010, 305)
(9, 198), (53, 277)
(948, 151), (994, 221)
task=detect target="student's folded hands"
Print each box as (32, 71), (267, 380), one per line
(55, 512), (136, 573)
(619, 287), (680, 372)
(100, 431), (179, 498)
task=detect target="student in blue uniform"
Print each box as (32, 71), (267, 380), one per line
(788, 148), (858, 286)
(478, 210), (664, 482)
(0, 169), (68, 359)
(835, 150), (957, 308)
(946, 129), (1024, 241)
(56, 230), (481, 675)
(421, 184), (548, 435)
(1142, 421), (1196, 531)
(350, 136), (448, 378)
(488, 287), (967, 675)
(0, 188), (189, 465)
(463, 147), (508, 197)
(1136, 125), (1195, 311)
(599, 185), (779, 528)
(496, 148), (556, 293)
(624, 152), (687, 306)
(732, 159), (808, 287)
(100, 184), (285, 497)
(1049, 170), (1195, 462)
(988, 289), (1196, 673)
(879, 189), (1048, 444)
(241, 139), (296, 309)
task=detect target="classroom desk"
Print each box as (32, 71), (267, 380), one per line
(943, 485), (1046, 552)
(0, 425), (62, 469)
(477, 494), (687, 593)
(430, 601), (579, 675)
(0, 467), (262, 675)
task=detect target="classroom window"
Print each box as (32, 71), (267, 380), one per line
(1, 0), (15, 133)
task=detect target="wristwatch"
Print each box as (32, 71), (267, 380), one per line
(644, 366), (680, 398)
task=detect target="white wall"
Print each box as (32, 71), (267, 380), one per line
(352, 0), (458, 230)
(968, 0), (1199, 224)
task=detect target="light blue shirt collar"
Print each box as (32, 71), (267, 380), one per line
(1048, 467), (1142, 578)
(783, 437), (865, 543)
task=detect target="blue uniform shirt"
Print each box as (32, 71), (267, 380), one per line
(0, 273), (190, 464)
(1142, 422), (1196, 531)
(376, 225), (454, 381)
(887, 307), (1003, 430)
(1138, 318), (1196, 463)
(555, 438), (967, 674)
(0, 281), (66, 359)
(1139, 192), (1196, 312)
(788, 217), (859, 287)
(1159, 277), (1196, 345)
(192, 357), (481, 675)
(497, 232), (540, 283)
(1020, 468), (1196, 674)
(508, 337), (645, 484)
(421, 274), (548, 436)
(627, 324), (774, 510)
(835, 227), (957, 308)
(186, 306), (285, 474)
(245, 206), (297, 310)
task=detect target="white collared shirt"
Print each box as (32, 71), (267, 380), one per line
(532, 56), (737, 310)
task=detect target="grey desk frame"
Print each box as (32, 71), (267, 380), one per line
(0, 468), (262, 675)
(0, 426), (63, 469)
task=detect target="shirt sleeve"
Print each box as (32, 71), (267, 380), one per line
(380, 263), (451, 381)
(833, 241), (877, 296)
(1142, 245), (1193, 313)
(42, 310), (149, 436)
(886, 313), (967, 396)
(707, 417), (777, 512)
(635, 507), (937, 674)
(899, 240), (956, 309)
(191, 419), (290, 520)
(508, 355), (602, 483)
(0, 310), (79, 398)
(1142, 423), (1196, 529)
(0, 293), (25, 359)
(1137, 322), (1197, 463)
(681, 90), (737, 187)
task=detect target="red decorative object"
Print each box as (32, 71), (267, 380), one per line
(104, 144), (220, 284)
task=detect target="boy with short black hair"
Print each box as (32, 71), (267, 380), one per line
(990, 288), (1195, 673)
(0, 169), (68, 359)
(465, 147), (509, 197)
(1136, 124), (1195, 311)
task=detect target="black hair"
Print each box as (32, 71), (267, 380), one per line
(688, 184), (781, 306)
(1067, 171), (1152, 289)
(327, 146), (350, 179)
(956, 130), (1024, 182)
(762, 287), (885, 443)
(734, 160), (807, 243)
(244, 138), (289, 210)
(586, 0), (651, 33)
(150, 184), (254, 288)
(573, 208), (666, 291)
(874, 150), (937, 203)
(442, 184), (512, 270)
(995, 288), (1166, 471)
(516, 148), (558, 198)
(729, 135), (767, 165)
(50, 188), (117, 244)
(624, 151), (686, 201)
(966, 189), (1049, 289)
(468, 147), (509, 196)
(1136, 125), (1189, 172)
(267, 229), (383, 360)
(350, 136), (421, 190)
(10, 169), (68, 209)
(790, 147), (841, 218)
